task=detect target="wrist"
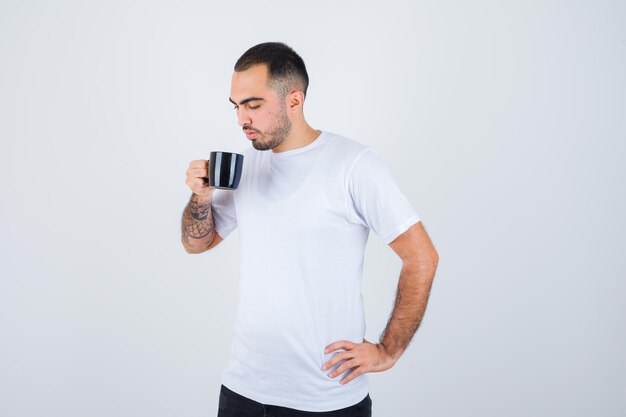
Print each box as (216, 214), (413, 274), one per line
(377, 342), (399, 364)
(192, 193), (212, 205)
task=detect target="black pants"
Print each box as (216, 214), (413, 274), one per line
(217, 385), (373, 417)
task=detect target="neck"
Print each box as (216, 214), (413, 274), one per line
(272, 120), (320, 153)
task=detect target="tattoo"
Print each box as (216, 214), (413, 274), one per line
(181, 194), (214, 243)
(190, 198), (209, 221)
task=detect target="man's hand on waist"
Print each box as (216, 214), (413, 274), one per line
(322, 339), (396, 385)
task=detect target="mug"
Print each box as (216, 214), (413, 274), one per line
(209, 151), (244, 190)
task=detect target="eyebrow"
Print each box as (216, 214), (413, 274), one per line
(229, 97), (265, 106)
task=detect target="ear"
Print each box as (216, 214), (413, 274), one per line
(286, 90), (305, 113)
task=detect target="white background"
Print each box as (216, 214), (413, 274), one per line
(1, 1), (625, 416)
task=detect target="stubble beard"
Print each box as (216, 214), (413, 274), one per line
(250, 108), (292, 151)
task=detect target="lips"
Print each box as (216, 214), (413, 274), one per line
(244, 129), (259, 140)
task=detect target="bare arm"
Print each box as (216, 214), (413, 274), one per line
(323, 221), (439, 384)
(181, 160), (224, 254)
(181, 193), (223, 253)
(379, 221), (439, 361)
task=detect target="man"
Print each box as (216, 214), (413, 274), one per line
(181, 42), (439, 416)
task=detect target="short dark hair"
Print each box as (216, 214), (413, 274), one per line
(234, 42), (309, 98)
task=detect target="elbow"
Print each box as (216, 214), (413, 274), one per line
(402, 258), (438, 277)
(184, 247), (207, 255)
(182, 241), (209, 255)
(183, 244), (196, 254)
(427, 251), (439, 278)
(406, 250), (439, 277)
(183, 246), (198, 255)
(431, 250), (439, 269)
(416, 247), (439, 271)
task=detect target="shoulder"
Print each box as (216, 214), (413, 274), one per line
(320, 131), (374, 165)
(322, 131), (370, 153)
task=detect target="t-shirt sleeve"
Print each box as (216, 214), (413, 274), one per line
(211, 188), (237, 239)
(346, 148), (420, 245)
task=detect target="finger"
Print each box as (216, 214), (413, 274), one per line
(340, 367), (363, 385)
(190, 178), (209, 190)
(322, 351), (350, 371)
(188, 168), (209, 178)
(328, 359), (358, 379)
(189, 160), (209, 169)
(186, 176), (203, 186)
(325, 341), (355, 354)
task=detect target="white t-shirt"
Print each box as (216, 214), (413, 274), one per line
(211, 131), (420, 412)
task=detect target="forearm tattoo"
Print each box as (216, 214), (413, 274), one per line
(190, 199), (209, 221)
(182, 194), (214, 243)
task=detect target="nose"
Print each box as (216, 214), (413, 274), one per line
(236, 108), (251, 127)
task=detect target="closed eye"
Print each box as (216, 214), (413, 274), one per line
(232, 103), (259, 110)
(229, 97), (265, 110)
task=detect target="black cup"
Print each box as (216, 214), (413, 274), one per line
(209, 151), (244, 190)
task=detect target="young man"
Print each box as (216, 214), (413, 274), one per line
(181, 42), (439, 417)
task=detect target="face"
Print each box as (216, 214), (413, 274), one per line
(229, 64), (292, 151)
